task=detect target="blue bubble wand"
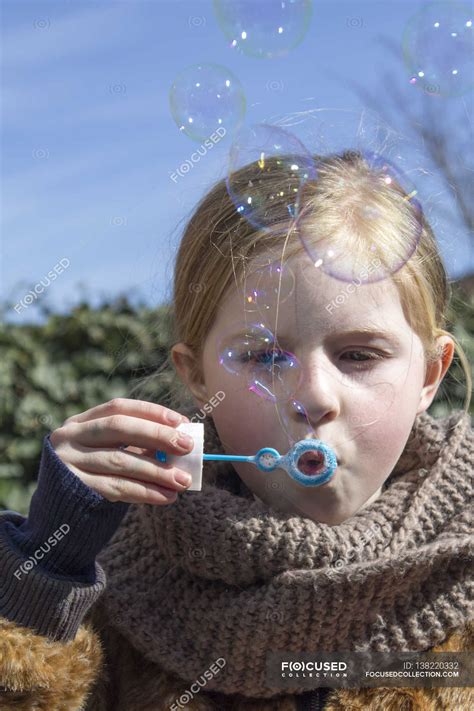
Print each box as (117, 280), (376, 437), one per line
(156, 437), (337, 488)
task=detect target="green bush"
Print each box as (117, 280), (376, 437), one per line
(0, 284), (472, 515)
(0, 296), (181, 514)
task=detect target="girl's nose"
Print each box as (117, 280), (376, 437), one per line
(290, 359), (340, 426)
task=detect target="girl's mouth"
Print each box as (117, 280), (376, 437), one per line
(297, 449), (326, 476)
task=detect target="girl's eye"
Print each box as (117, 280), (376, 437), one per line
(233, 348), (386, 372)
(340, 350), (385, 369)
(240, 349), (288, 366)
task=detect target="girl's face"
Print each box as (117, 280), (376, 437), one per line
(175, 252), (453, 525)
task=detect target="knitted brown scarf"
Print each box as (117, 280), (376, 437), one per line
(97, 409), (473, 699)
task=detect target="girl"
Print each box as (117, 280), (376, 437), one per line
(0, 150), (472, 711)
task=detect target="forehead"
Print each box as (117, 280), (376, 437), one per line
(217, 250), (406, 332)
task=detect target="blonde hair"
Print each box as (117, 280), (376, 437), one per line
(138, 151), (472, 413)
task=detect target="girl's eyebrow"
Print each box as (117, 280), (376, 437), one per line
(325, 328), (403, 347)
(228, 327), (403, 348)
(275, 327), (403, 349)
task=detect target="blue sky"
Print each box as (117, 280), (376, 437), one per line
(2, 0), (473, 324)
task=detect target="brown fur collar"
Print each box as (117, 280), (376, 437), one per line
(0, 615), (103, 709)
(2, 611), (472, 710)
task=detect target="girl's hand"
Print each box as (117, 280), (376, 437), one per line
(49, 398), (195, 505)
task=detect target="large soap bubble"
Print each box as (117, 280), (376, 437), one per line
(169, 63), (246, 141)
(213, 0), (313, 59)
(296, 150), (423, 284)
(226, 123), (317, 231)
(403, 1), (474, 97)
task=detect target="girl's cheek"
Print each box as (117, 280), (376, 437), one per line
(349, 356), (423, 427)
(210, 385), (282, 457)
(356, 409), (416, 479)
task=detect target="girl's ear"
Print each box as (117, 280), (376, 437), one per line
(171, 342), (209, 407)
(416, 336), (455, 414)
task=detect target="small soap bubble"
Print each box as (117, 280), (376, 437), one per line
(169, 63), (246, 142)
(213, 0), (313, 59)
(226, 123), (317, 231)
(248, 347), (302, 403)
(218, 322), (275, 376)
(297, 151), (423, 284)
(243, 260), (295, 313)
(403, 1), (474, 97)
(217, 322), (303, 402)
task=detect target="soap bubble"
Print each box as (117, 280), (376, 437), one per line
(226, 123), (317, 231)
(296, 151), (423, 284)
(267, 107), (434, 283)
(272, 107), (395, 160)
(169, 63), (246, 141)
(219, 323), (275, 375)
(217, 322), (303, 402)
(213, 0), (313, 59)
(403, 1), (474, 97)
(242, 259), (295, 313)
(248, 347), (302, 403)
(270, 107), (433, 198)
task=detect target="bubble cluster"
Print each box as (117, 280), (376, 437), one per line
(226, 123), (316, 231)
(213, 0), (313, 59)
(218, 322), (302, 403)
(403, 1), (474, 97)
(297, 151), (423, 284)
(169, 63), (246, 141)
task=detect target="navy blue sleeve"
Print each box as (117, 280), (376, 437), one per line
(0, 433), (129, 641)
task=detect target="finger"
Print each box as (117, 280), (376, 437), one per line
(67, 445), (193, 491)
(77, 469), (180, 506)
(64, 398), (190, 427)
(69, 414), (194, 455)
